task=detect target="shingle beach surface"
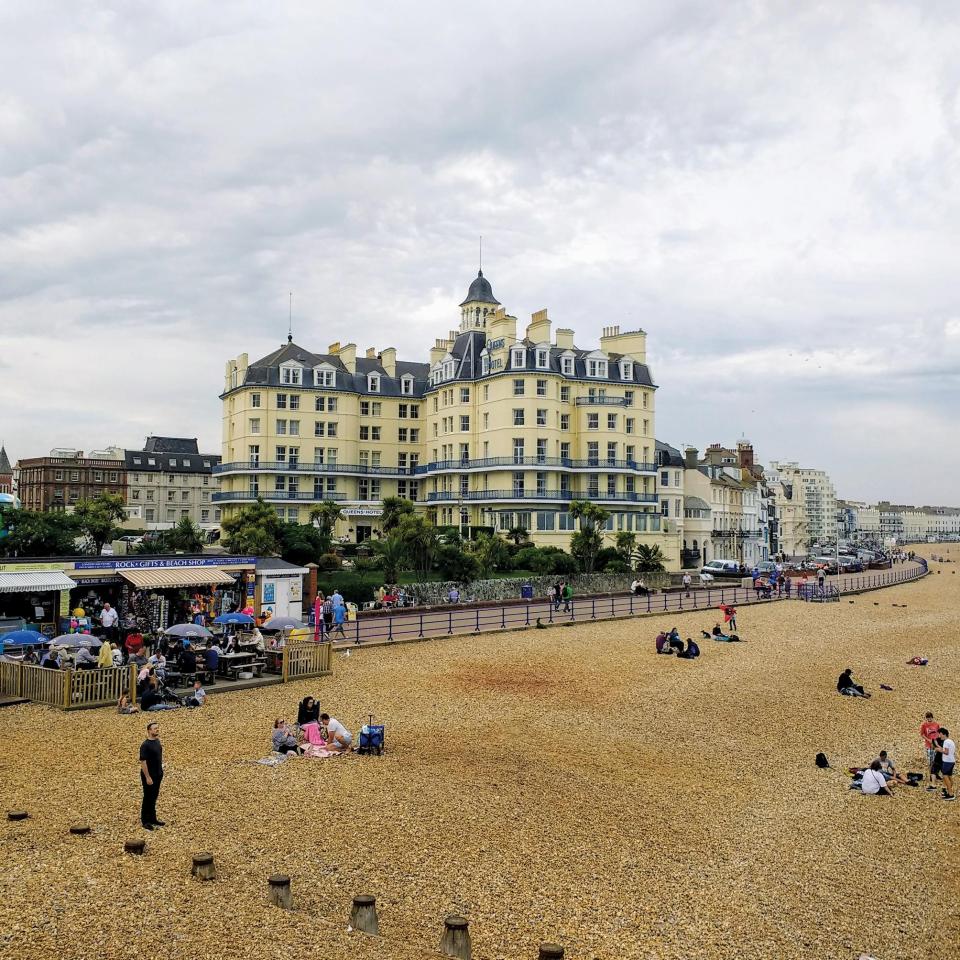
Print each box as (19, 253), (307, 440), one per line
(1, 552), (958, 960)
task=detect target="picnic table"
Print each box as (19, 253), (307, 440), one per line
(218, 651), (263, 680)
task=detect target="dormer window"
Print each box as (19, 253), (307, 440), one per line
(511, 347), (526, 369)
(401, 375), (414, 395)
(279, 361), (302, 385)
(535, 345), (550, 369)
(430, 363), (442, 386)
(620, 360), (633, 381)
(586, 353), (608, 378)
(314, 364), (336, 388)
(368, 373), (381, 393)
(560, 351), (575, 376)
(443, 359), (455, 381)
(480, 350), (490, 375)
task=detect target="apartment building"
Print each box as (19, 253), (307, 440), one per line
(124, 437), (222, 531)
(219, 269), (673, 559)
(16, 450), (126, 512)
(768, 460), (837, 545)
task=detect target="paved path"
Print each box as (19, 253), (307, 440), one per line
(326, 561), (927, 648)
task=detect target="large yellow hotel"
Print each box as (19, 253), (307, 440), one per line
(219, 269), (675, 562)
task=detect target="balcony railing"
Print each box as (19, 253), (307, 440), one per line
(414, 457), (657, 474)
(216, 457), (658, 476)
(216, 461), (414, 476)
(574, 396), (629, 406)
(423, 490), (659, 504)
(212, 491), (347, 502)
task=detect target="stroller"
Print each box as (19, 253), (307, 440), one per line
(356, 714), (386, 756)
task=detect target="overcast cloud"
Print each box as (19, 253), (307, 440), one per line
(1, 1), (958, 503)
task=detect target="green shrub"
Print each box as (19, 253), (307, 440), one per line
(316, 573), (376, 605)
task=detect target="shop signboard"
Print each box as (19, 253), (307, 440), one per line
(288, 578), (301, 601)
(0, 562), (68, 573)
(342, 508), (383, 517)
(73, 556), (256, 570)
(263, 582), (276, 604)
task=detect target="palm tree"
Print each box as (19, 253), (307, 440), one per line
(371, 534), (409, 583)
(632, 543), (666, 572)
(569, 499), (611, 574)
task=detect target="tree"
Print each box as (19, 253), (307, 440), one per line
(278, 523), (327, 566)
(167, 517), (206, 553)
(435, 543), (480, 582)
(633, 543), (666, 572)
(569, 499), (611, 574)
(615, 531), (636, 561)
(0, 507), (79, 557)
(395, 513), (440, 577)
(371, 534), (409, 583)
(73, 493), (126, 555)
(471, 532), (511, 577)
(506, 525), (530, 546)
(309, 500), (343, 552)
(380, 496), (416, 533)
(222, 497), (283, 555)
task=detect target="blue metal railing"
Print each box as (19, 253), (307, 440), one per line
(321, 559), (928, 647)
(422, 490), (659, 503)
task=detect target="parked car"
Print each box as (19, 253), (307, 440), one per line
(700, 559), (742, 579)
(755, 560), (777, 577)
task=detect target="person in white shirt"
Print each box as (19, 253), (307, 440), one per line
(935, 728), (956, 801)
(681, 573), (692, 595)
(860, 760), (893, 796)
(110, 643), (123, 668)
(320, 713), (352, 752)
(99, 603), (119, 642)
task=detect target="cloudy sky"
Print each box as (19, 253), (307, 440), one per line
(1, 1), (958, 504)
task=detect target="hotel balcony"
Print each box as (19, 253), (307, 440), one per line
(215, 457), (658, 477)
(212, 490), (348, 503)
(422, 490), (659, 504)
(574, 396), (629, 406)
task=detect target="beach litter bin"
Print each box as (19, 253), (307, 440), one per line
(520, 583), (534, 600)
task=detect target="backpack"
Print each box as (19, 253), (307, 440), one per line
(815, 752), (830, 769)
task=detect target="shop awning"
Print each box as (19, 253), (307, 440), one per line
(119, 567), (236, 589)
(0, 571), (78, 593)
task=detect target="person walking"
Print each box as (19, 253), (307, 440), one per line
(682, 572), (692, 596)
(331, 602), (347, 640)
(552, 581), (562, 611)
(562, 582), (573, 613)
(139, 721), (165, 830)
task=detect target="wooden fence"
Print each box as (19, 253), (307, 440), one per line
(282, 641), (333, 681)
(0, 662), (137, 710)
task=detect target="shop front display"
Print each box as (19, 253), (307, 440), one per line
(0, 564), (78, 635)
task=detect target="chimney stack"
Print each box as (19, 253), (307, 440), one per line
(684, 447), (699, 470)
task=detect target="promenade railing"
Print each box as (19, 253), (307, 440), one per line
(333, 560), (928, 646)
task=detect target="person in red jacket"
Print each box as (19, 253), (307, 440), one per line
(124, 631), (145, 662)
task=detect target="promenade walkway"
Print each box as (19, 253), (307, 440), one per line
(330, 559), (928, 648)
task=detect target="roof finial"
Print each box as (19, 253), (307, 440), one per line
(479, 235), (482, 276)
(288, 291), (293, 343)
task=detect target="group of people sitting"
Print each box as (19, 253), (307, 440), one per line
(655, 628), (700, 659)
(373, 585), (410, 609)
(271, 695), (354, 757)
(855, 751), (921, 795)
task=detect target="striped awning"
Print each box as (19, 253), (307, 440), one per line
(0, 571), (77, 593)
(119, 567), (236, 590)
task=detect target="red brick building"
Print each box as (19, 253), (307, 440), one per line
(16, 451), (127, 512)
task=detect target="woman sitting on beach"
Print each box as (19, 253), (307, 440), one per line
(272, 719), (301, 756)
(297, 695), (321, 727)
(116, 694), (140, 715)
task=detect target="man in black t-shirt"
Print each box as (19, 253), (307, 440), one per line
(139, 722), (164, 830)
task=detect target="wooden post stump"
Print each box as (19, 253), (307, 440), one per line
(7, 811), (29, 822)
(439, 915), (471, 959)
(267, 874), (292, 909)
(69, 824), (91, 835)
(349, 894), (379, 935)
(191, 853), (216, 881)
(124, 839), (146, 855)
(539, 945), (564, 960)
